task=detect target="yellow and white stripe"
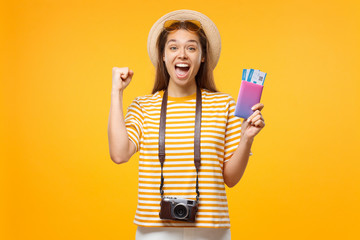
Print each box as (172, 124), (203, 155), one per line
(125, 88), (241, 228)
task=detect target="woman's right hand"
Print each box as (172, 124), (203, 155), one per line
(112, 67), (134, 92)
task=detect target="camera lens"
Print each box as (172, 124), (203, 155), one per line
(173, 203), (188, 219)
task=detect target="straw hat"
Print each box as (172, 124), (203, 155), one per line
(147, 9), (221, 70)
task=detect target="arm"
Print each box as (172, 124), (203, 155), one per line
(223, 134), (254, 188)
(107, 67), (136, 164)
(223, 102), (265, 188)
(108, 90), (136, 164)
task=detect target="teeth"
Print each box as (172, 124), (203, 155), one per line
(175, 63), (189, 67)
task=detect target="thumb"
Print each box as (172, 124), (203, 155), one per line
(129, 70), (134, 77)
(242, 118), (249, 128)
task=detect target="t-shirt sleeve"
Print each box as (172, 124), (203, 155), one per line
(223, 96), (242, 163)
(124, 98), (144, 153)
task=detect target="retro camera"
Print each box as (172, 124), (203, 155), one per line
(159, 196), (198, 222)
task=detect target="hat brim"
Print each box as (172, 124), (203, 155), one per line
(147, 9), (221, 70)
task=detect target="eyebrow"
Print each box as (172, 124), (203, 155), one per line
(166, 39), (199, 45)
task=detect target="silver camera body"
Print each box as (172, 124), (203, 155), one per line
(159, 196), (198, 222)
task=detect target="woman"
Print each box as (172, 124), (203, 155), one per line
(108, 9), (265, 240)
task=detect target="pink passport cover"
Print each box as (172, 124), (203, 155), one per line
(234, 80), (263, 119)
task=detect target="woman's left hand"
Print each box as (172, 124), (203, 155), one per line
(241, 103), (265, 139)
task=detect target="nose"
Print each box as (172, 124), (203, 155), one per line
(178, 47), (188, 59)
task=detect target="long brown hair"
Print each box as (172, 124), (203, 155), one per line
(151, 22), (218, 94)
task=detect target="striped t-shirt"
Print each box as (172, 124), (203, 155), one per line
(124, 88), (242, 228)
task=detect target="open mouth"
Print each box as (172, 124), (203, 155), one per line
(175, 64), (190, 78)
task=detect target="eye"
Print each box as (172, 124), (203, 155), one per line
(169, 46), (177, 50)
(188, 46), (196, 51)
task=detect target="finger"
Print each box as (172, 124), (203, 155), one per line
(247, 110), (260, 123)
(257, 112), (264, 122)
(250, 114), (262, 124)
(120, 71), (128, 80)
(254, 119), (265, 128)
(129, 71), (134, 79)
(250, 115), (264, 126)
(251, 103), (264, 111)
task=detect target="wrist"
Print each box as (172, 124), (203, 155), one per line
(242, 134), (254, 144)
(242, 134), (254, 156)
(111, 89), (123, 96)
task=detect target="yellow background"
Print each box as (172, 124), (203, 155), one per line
(1, 0), (360, 239)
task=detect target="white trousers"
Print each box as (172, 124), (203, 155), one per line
(135, 226), (231, 240)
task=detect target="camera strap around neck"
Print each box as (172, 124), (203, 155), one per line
(159, 86), (202, 203)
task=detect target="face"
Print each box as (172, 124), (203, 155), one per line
(162, 29), (204, 88)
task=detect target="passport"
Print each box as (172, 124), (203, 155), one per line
(235, 68), (267, 119)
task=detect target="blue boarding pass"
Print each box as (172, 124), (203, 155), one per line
(242, 69), (267, 86)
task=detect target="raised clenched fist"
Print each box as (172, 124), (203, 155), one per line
(112, 67), (134, 92)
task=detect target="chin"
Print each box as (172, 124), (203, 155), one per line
(170, 71), (196, 86)
(173, 77), (194, 88)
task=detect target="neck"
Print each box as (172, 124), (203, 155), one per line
(167, 79), (197, 97)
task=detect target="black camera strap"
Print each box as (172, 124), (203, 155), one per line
(159, 86), (202, 203)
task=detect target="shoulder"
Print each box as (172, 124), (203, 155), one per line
(131, 91), (162, 105)
(201, 88), (235, 104)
